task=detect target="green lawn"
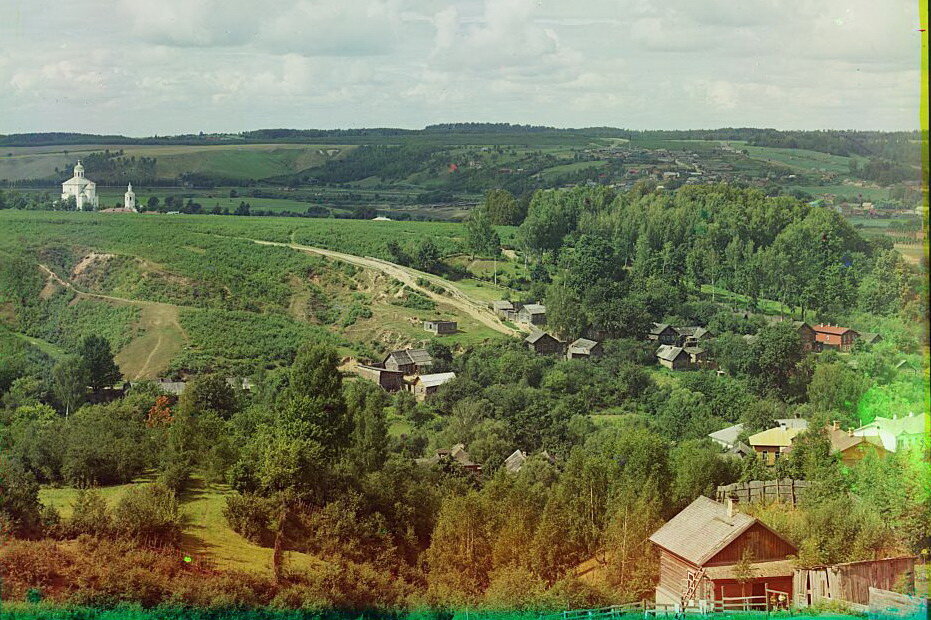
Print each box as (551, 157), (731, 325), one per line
(40, 475), (320, 575)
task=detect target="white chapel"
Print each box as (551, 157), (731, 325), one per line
(61, 161), (99, 210)
(124, 182), (137, 211)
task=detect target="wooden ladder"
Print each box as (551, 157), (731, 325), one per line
(682, 568), (706, 606)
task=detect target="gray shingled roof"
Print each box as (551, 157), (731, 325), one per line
(504, 449), (527, 473)
(416, 372), (456, 388)
(525, 330), (557, 344)
(649, 495), (758, 565)
(708, 423), (744, 447)
(521, 303), (546, 314)
(650, 322), (672, 335)
(385, 348), (433, 367)
(568, 338), (599, 353)
(492, 300), (514, 311)
(656, 345), (687, 362)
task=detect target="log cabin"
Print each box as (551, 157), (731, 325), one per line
(649, 496), (797, 610)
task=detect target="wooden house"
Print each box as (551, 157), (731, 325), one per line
(656, 345), (690, 370)
(383, 348), (433, 374)
(517, 303), (547, 326)
(793, 321), (817, 351)
(410, 372), (456, 401)
(853, 412), (929, 452)
(684, 346), (707, 365)
(423, 320), (457, 335)
(503, 449), (527, 473)
(649, 323), (679, 345)
(491, 300), (515, 319)
(812, 324), (859, 352)
(566, 338), (603, 360)
(418, 443), (481, 475)
(676, 326), (711, 347)
(825, 423), (887, 467)
(525, 331), (563, 355)
(709, 423), (745, 450)
(859, 332), (883, 345)
(747, 427), (803, 466)
(355, 364), (406, 392)
(649, 496), (797, 609)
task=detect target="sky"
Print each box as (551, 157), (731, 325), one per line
(0, 0), (923, 135)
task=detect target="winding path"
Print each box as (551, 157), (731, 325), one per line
(38, 264), (186, 379)
(249, 238), (521, 337)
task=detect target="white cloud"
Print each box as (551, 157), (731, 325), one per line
(0, 0), (921, 133)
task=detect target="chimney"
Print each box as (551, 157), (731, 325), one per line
(848, 429), (854, 437)
(726, 495), (737, 519)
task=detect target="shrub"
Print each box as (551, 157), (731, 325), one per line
(223, 493), (276, 546)
(66, 488), (112, 538)
(112, 483), (185, 548)
(0, 455), (43, 538)
(158, 460), (192, 494)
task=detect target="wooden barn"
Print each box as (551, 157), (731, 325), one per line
(354, 363), (406, 391)
(424, 320), (457, 335)
(383, 348), (433, 374)
(525, 331), (563, 355)
(649, 496), (797, 610)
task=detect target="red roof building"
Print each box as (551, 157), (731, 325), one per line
(812, 324), (859, 352)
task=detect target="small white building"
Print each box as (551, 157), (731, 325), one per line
(61, 161), (99, 210)
(124, 183), (137, 211)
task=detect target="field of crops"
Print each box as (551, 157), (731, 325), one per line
(0, 143), (355, 182)
(729, 142), (864, 174)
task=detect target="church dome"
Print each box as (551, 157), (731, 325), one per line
(74, 161), (85, 177)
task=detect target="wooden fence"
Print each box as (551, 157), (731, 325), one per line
(793, 556), (917, 608)
(716, 479), (809, 505)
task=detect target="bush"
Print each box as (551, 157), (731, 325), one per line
(112, 483), (185, 548)
(223, 493), (275, 546)
(65, 488), (112, 538)
(0, 455), (43, 538)
(158, 460), (192, 494)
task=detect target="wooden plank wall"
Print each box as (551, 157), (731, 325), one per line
(716, 479), (810, 505)
(794, 557), (917, 608)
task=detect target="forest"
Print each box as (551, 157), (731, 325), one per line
(0, 182), (928, 612)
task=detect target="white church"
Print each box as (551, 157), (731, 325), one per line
(61, 161), (137, 212)
(61, 161), (99, 210)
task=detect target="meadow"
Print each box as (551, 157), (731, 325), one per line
(0, 210), (519, 377)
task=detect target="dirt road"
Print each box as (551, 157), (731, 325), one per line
(250, 239), (521, 337)
(38, 264), (186, 379)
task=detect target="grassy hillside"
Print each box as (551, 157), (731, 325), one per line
(0, 143), (355, 182)
(0, 210), (518, 377)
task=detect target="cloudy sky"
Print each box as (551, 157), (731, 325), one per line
(0, 0), (922, 134)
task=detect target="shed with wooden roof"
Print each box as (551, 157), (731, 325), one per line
(649, 496), (797, 608)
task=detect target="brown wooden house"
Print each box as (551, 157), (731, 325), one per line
(525, 331), (563, 355)
(383, 348), (433, 374)
(649, 496), (797, 609)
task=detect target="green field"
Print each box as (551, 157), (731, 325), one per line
(728, 142), (865, 174)
(786, 183), (891, 202)
(0, 143), (355, 182)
